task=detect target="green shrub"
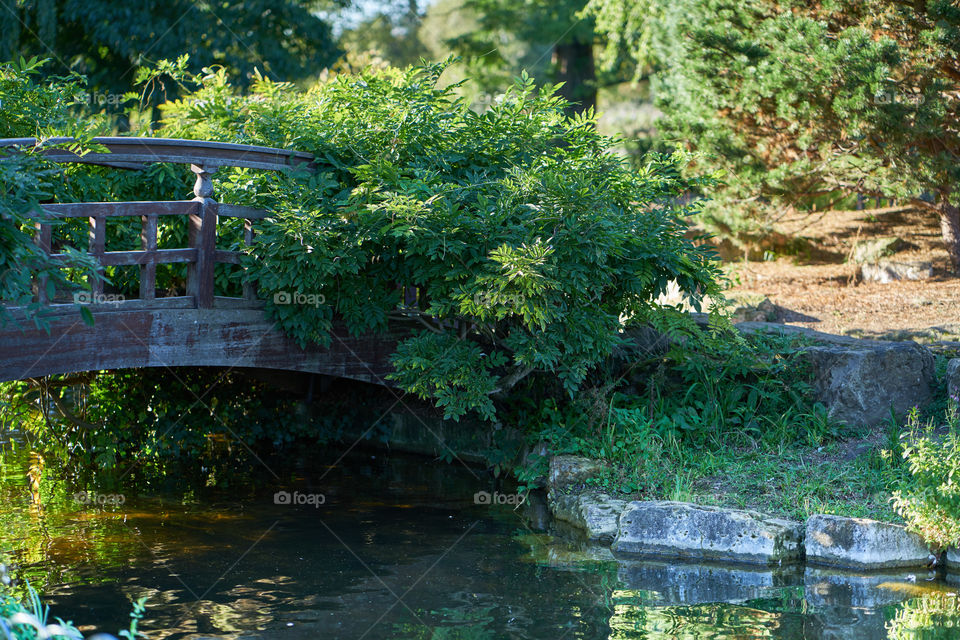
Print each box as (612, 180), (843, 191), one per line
(0, 58), (102, 328)
(892, 403), (960, 550)
(509, 319), (832, 496)
(123, 59), (722, 421)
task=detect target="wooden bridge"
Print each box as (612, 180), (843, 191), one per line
(0, 137), (395, 384)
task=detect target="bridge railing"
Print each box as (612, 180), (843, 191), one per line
(1, 137), (314, 314)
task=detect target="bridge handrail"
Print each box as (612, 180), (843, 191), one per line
(0, 136), (315, 312)
(0, 136), (315, 171)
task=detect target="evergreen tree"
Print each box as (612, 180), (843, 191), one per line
(450, 0), (598, 113)
(587, 0), (960, 271)
(1, 0), (345, 99)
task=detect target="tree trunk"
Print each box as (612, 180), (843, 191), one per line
(938, 189), (960, 274)
(552, 40), (596, 115)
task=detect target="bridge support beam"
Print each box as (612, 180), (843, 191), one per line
(0, 309), (397, 384)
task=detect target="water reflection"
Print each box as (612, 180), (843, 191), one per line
(3, 437), (960, 639)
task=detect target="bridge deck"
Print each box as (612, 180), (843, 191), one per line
(0, 308), (395, 384)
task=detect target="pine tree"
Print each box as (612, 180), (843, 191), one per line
(587, 0), (960, 271)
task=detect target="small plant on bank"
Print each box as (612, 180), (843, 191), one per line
(0, 562), (147, 639)
(891, 400), (960, 551)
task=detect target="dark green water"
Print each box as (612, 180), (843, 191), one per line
(2, 434), (960, 639)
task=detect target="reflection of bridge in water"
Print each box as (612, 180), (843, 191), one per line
(0, 137), (395, 384)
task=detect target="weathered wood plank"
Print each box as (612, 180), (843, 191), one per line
(139, 214), (158, 300)
(0, 309), (396, 386)
(2, 297), (197, 317)
(97, 248), (197, 267)
(219, 204), (270, 219)
(88, 215), (105, 296)
(214, 250), (242, 265)
(1, 137), (315, 172)
(34, 224), (52, 304)
(42, 201), (200, 218)
(187, 201), (217, 309)
(212, 296), (266, 310)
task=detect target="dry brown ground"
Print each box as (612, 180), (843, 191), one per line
(724, 205), (960, 342)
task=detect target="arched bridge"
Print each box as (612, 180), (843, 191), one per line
(0, 137), (396, 384)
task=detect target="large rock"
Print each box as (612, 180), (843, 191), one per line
(617, 560), (801, 605)
(549, 490), (626, 542)
(861, 260), (933, 283)
(737, 324), (936, 426)
(548, 455), (605, 489)
(804, 566), (936, 608)
(612, 501), (804, 565)
(948, 359), (960, 403)
(851, 237), (903, 264)
(805, 514), (934, 570)
(800, 340), (934, 427)
(728, 294), (777, 323)
(946, 547), (960, 576)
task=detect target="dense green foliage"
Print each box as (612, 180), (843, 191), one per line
(512, 327), (836, 499)
(586, 0), (960, 269)
(1, 0), (344, 100)
(146, 60), (720, 421)
(892, 403), (960, 549)
(0, 58), (101, 327)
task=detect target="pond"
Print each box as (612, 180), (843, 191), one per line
(2, 430), (959, 639)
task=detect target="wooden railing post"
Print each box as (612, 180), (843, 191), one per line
(242, 218), (258, 303)
(187, 164), (218, 309)
(88, 215), (106, 299)
(139, 214), (158, 300)
(34, 223), (52, 303)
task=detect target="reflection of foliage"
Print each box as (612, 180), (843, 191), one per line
(0, 444), (137, 596)
(887, 592), (960, 640)
(392, 606), (498, 640)
(610, 598), (786, 638)
(1, 368), (363, 486)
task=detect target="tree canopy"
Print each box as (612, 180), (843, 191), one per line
(587, 0), (960, 270)
(1, 0), (345, 99)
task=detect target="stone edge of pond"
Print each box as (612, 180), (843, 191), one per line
(547, 455), (947, 573)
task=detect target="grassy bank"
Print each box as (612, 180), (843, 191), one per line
(517, 329), (960, 546)
(578, 429), (902, 523)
